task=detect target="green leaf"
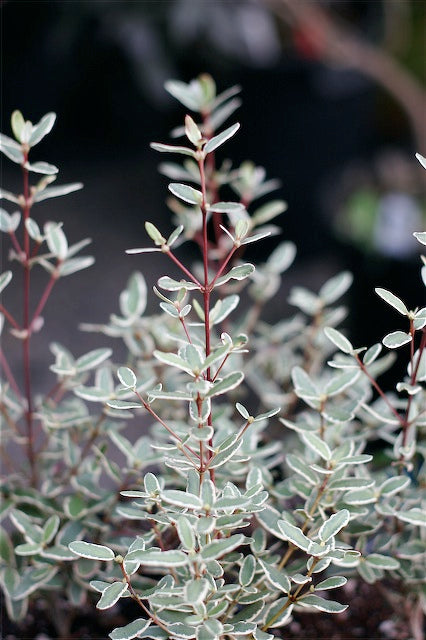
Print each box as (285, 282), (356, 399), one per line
(396, 508), (426, 527)
(375, 288), (408, 316)
(75, 348), (112, 372)
(324, 369), (360, 397)
(324, 327), (353, 354)
(286, 454), (318, 486)
(209, 201), (244, 214)
(165, 78), (205, 110)
(176, 516), (196, 551)
(162, 490), (203, 510)
(45, 222), (68, 259)
(158, 276), (200, 291)
(301, 432), (331, 461)
(365, 554), (400, 570)
(15, 542), (42, 556)
(206, 371), (244, 397)
(258, 558), (291, 593)
(319, 272), (353, 305)
(125, 549), (188, 567)
(200, 534), (246, 561)
(413, 230), (426, 244)
(150, 142), (195, 157)
(185, 115), (202, 146)
(299, 594), (347, 614)
(42, 515), (60, 544)
(109, 618), (151, 640)
(204, 123), (240, 153)
(239, 554), (256, 587)
(0, 133), (24, 163)
(0, 271), (12, 294)
(277, 519), (310, 552)
(12, 566), (58, 601)
(379, 476), (410, 496)
(11, 110), (25, 141)
(214, 263), (255, 286)
(363, 343), (382, 366)
(34, 182), (83, 203)
(68, 541), (115, 561)
(26, 161), (58, 175)
(169, 182), (203, 205)
(117, 367), (137, 389)
(251, 200), (287, 226)
(97, 581), (128, 610)
(107, 399), (141, 410)
(60, 256), (95, 277)
(382, 331), (412, 349)
(315, 576), (347, 590)
(344, 488), (376, 505)
(184, 578), (209, 604)
(318, 510), (350, 542)
(28, 112), (56, 146)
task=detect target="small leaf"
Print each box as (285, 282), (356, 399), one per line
(200, 534), (246, 561)
(45, 222), (68, 259)
(363, 343), (382, 366)
(318, 510), (350, 542)
(415, 153), (426, 170)
(42, 515), (60, 544)
(382, 331), (412, 349)
(169, 182), (203, 205)
(162, 490), (202, 510)
(299, 594), (347, 614)
(109, 618), (151, 640)
(413, 230), (426, 245)
(277, 520), (310, 552)
(26, 161), (58, 175)
(396, 508), (426, 527)
(301, 432), (331, 461)
(0, 133), (24, 163)
(379, 476), (410, 496)
(258, 559), (291, 593)
(28, 112), (56, 146)
(209, 202), (244, 214)
(185, 115), (202, 146)
(315, 576), (347, 590)
(150, 142), (195, 157)
(206, 371), (244, 397)
(204, 123), (240, 153)
(0, 271), (12, 294)
(68, 541), (115, 561)
(375, 288), (408, 316)
(324, 327), (353, 354)
(117, 367), (137, 389)
(239, 555), (256, 587)
(11, 110), (25, 141)
(125, 549), (188, 567)
(97, 581), (128, 610)
(176, 516), (196, 551)
(34, 182), (83, 202)
(319, 272), (353, 305)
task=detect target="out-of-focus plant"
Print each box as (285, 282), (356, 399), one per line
(0, 76), (425, 640)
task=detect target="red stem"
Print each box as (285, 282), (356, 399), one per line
(0, 304), (21, 331)
(0, 348), (23, 398)
(29, 268), (59, 332)
(166, 249), (203, 288)
(8, 230), (23, 255)
(209, 246), (237, 289)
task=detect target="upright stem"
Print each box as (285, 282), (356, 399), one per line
(22, 156), (37, 487)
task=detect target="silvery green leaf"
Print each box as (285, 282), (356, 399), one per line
(25, 217), (42, 240)
(44, 222), (68, 259)
(40, 546), (76, 561)
(337, 454), (373, 466)
(324, 327), (353, 354)
(254, 407), (281, 421)
(42, 515), (60, 544)
(28, 112), (56, 146)
(167, 225), (184, 247)
(209, 201), (244, 214)
(214, 263), (255, 286)
(241, 229), (272, 245)
(396, 508), (426, 526)
(12, 566), (58, 601)
(15, 542), (42, 556)
(109, 618), (151, 640)
(206, 371), (244, 397)
(302, 432), (331, 461)
(413, 230), (426, 244)
(315, 576), (347, 590)
(200, 534), (246, 561)
(286, 454), (318, 485)
(239, 554), (256, 587)
(258, 559), (291, 593)
(202, 343), (230, 372)
(184, 578), (209, 604)
(288, 287), (320, 315)
(9, 510), (43, 543)
(26, 161), (58, 175)
(0, 271), (12, 294)
(236, 402), (250, 419)
(145, 222), (166, 246)
(251, 200), (287, 226)
(375, 288), (408, 316)
(153, 349), (192, 374)
(176, 516), (196, 550)
(209, 97), (242, 131)
(68, 541), (115, 561)
(414, 307), (426, 330)
(76, 348), (112, 372)
(324, 369), (360, 397)
(319, 272), (353, 305)
(0, 133), (24, 163)
(204, 123), (240, 153)
(34, 182), (83, 202)
(363, 343), (382, 366)
(0, 208), (12, 232)
(97, 581), (128, 610)
(59, 256), (95, 276)
(126, 549), (188, 567)
(117, 367), (137, 389)
(298, 594), (347, 614)
(382, 331), (412, 349)
(318, 510), (350, 542)
(107, 399), (141, 410)
(365, 554), (399, 570)
(165, 79), (204, 110)
(328, 478), (374, 491)
(185, 114), (202, 146)
(277, 519), (310, 552)
(150, 142), (195, 157)
(0, 187), (20, 204)
(343, 488), (376, 505)
(162, 489), (202, 509)
(266, 242), (296, 274)
(11, 110), (25, 141)
(379, 475), (410, 496)
(263, 599), (293, 628)
(158, 276), (200, 291)
(415, 153), (426, 170)
(169, 182), (203, 205)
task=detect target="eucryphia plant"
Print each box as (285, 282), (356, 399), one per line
(0, 75), (425, 640)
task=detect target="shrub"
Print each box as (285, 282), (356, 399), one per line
(1, 75), (425, 640)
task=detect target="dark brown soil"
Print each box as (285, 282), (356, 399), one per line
(1, 581), (415, 640)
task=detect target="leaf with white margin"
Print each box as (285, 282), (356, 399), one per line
(109, 618), (151, 640)
(97, 581), (128, 610)
(204, 122), (240, 153)
(413, 231), (426, 245)
(28, 112), (56, 146)
(375, 288), (408, 316)
(415, 153), (426, 170)
(298, 594), (347, 613)
(117, 367), (137, 389)
(301, 432), (331, 461)
(277, 519), (310, 553)
(68, 541), (115, 561)
(0, 271), (12, 294)
(382, 331), (412, 349)
(169, 182), (202, 205)
(396, 508), (426, 527)
(324, 327), (353, 354)
(319, 271), (353, 305)
(318, 509), (350, 542)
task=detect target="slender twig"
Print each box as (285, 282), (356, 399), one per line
(28, 268), (60, 332)
(0, 349), (23, 398)
(0, 304), (21, 331)
(209, 245), (237, 290)
(165, 249), (203, 289)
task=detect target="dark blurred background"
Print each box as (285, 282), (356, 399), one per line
(1, 0), (425, 381)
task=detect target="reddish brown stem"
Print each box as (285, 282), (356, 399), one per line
(29, 268), (59, 332)
(0, 304), (21, 331)
(165, 249), (203, 289)
(0, 349), (22, 398)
